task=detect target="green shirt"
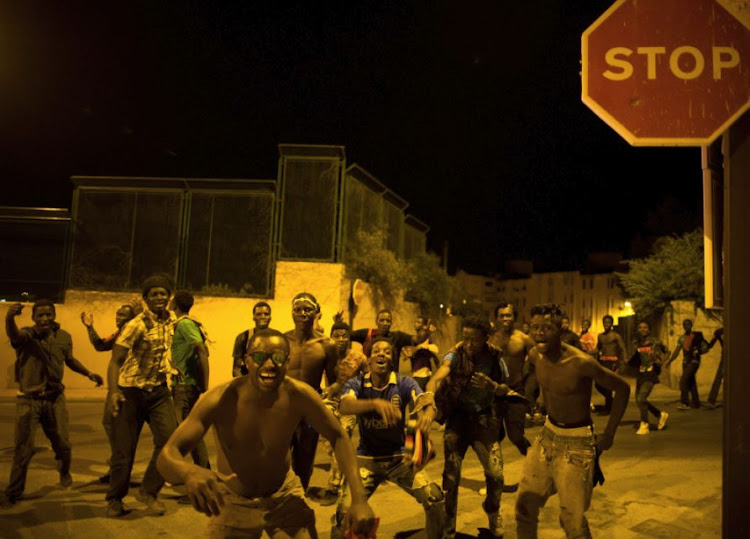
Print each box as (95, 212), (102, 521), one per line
(171, 317), (205, 387)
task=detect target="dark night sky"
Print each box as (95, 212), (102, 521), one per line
(0, 1), (703, 274)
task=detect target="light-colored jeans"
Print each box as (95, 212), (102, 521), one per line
(333, 456), (447, 539)
(516, 420), (596, 539)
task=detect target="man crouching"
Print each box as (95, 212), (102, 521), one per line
(332, 336), (447, 539)
(157, 329), (375, 538)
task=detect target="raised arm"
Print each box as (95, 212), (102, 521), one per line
(580, 356), (630, 452)
(5, 303), (27, 346)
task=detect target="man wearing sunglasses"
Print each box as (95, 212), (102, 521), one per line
(157, 328), (376, 537)
(284, 292), (339, 491)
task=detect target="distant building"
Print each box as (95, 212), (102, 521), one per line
(454, 255), (633, 335)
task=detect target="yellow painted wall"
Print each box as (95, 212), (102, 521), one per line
(0, 261), (456, 390)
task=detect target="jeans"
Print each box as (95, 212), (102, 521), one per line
(102, 399), (115, 458)
(107, 385), (178, 501)
(635, 376), (661, 422)
(516, 422), (596, 539)
(322, 398), (357, 491)
(172, 384), (210, 469)
(443, 410), (504, 535)
(333, 456), (447, 539)
(6, 393), (71, 500)
(291, 421), (319, 491)
(680, 361), (701, 407)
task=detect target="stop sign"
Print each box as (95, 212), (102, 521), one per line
(582, 0), (750, 146)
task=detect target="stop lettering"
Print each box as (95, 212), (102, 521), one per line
(581, 0), (750, 146)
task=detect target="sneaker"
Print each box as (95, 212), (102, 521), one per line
(657, 411), (669, 430)
(636, 422), (650, 435)
(106, 499), (129, 518)
(135, 489), (166, 516)
(488, 510), (504, 537)
(677, 403), (691, 411)
(59, 472), (73, 488)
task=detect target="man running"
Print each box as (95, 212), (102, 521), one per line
(430, 316), (510, 538)
(628, 321), (669, 434)
(488, 302), (534, 456)
(664, 319), (708, 410)
(2, 300), (104, 507)
(232, 301), (272, 378)
(284, 292), (339, 491)
(579, 318), (596, 355)
(80, 304), (137, 483)
(157, 328), (376, 537)
(515, 304), (630, 539)
(593, 314), (626, 415)
(333, 337), (446, 539)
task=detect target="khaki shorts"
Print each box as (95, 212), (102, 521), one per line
(207, 468), (316, 538)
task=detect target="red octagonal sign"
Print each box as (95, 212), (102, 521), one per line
(582, 0), (750, 146)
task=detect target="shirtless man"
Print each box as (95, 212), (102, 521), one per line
(156, 329), (375, 538)
(488, 303), (535, 455)
(579, 318), (596, 355)
(284, 292), (339, 491)
(593, 314), (626, 415)
(515, 304), (630, 539)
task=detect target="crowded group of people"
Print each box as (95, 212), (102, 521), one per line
(1, 273), (721, 538)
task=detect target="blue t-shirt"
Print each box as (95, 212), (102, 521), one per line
(341, 372), (422, 457)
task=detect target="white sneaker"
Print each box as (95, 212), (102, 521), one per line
(657, 411), (669, 430)
(636, 422), (650, 435)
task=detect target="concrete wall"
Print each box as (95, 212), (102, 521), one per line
(0, 261), (460, 390)
(658, 300), (723, 395)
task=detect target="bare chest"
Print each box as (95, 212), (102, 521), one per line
(287, 341), (327, 386)
(536, 359), (588, 396)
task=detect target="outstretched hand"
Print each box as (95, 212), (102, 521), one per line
(88, 373), (104, 387)
(184, 467), (238, 516)
(372, 400), (401, 427)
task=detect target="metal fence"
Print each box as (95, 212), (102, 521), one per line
(342, 164), (427, 261)
(277, 145), (345, 261)
(0, 207), (71, 302)
(69, 177), (276, 297)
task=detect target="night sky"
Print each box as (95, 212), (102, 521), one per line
(0, 1), (703, 274)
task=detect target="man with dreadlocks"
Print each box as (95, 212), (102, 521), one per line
(428, 315), (510, 538)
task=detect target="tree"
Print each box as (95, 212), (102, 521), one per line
(344, 230), (410, 308)
(404, 252), (451, 319)
(617, 229), (704, 318)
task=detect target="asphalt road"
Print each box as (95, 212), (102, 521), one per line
(0, 383), (721, 538)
